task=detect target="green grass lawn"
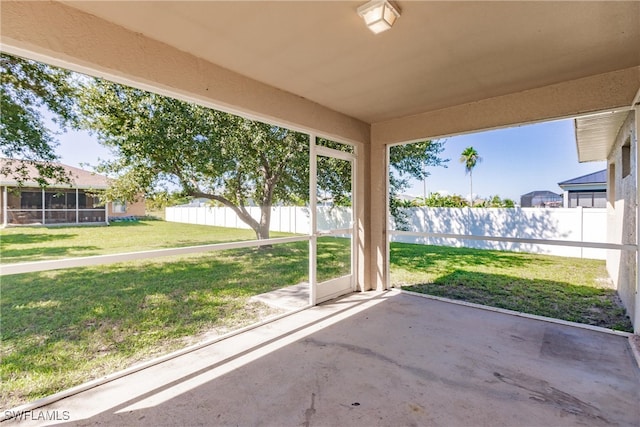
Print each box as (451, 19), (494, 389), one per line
(0, 220), (294, 263)
(0, 223), (633, 410)
(0, 224), (352, 410)
(391, 242), (633, 332)
(0, 244), (311, 410)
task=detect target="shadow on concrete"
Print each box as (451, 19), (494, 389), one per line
(20, 292), (640, 427)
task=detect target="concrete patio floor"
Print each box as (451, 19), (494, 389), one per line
(9, 290), (640, 427)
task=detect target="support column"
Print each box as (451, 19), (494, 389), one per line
(635, 105), (640, 333)
(354, 140), (369, 292)
(309, 134), (317, 306)
(369, 138), (389, 291)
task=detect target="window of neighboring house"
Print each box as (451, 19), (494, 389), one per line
(593, 192), (606, 208)
(569, 191), (606, 208)
(622, 136), (631, 178)
(112, 201), (127, 213)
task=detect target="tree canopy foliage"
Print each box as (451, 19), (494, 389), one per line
(399, 192), (516, 209)
(79, 80), (311, 239)
(420, 192), (470, 208)
(79, 79), (447, 239)
(0, 53), (79, 185)
(389, 141), (448, 228)
(0, 53), (448, 238)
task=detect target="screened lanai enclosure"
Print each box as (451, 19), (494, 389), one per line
(1, 1), (639, 424)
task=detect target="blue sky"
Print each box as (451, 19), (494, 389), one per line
(54, 117), (605, 203)
(407, 119), (605, 202)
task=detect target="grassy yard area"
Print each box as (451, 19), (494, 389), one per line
(1, 243), (312, 410)
(391, 243), (633, 332)
(0, 220), (294, 264)
(0, 223), (633, 410)
(0, 222), (351, 410)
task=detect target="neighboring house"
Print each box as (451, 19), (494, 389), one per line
(519, 190), (563, 208)
(557, 169), (606, 208)
(0, 159), (145, 226)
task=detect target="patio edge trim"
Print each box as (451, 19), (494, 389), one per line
(399, 289), (634, 337)
(0, 303), (312, 422)
(628, 335), (640, 370)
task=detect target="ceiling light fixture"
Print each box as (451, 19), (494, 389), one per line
(357, 0), (400, 34)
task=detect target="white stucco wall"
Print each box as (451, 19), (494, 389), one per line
(606, 111), (637, 325)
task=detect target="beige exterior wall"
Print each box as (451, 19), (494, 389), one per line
(109, 198), (146, 218)
(372, 67), (640, 146)
(606, 111), (637, 326)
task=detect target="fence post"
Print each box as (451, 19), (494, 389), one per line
(578, 206), (584, 258)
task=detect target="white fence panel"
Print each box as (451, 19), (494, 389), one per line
(391, 207), (607, 259)
(166, 206), (607, 259)
(167, 206), (311, 234)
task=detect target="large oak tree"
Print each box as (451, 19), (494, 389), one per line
(79, 80), (446, 239)
(80, 81), (311, 240)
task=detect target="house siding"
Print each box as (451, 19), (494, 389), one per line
(109, 198), (146, 218)
(606, 111), (637, 325)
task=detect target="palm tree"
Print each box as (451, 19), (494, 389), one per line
(460, 146), (481, 206)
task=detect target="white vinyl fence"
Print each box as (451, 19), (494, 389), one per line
(392, 207), (607, 259)
(165, 206), (351, 234)
(166, 206), (608, 259)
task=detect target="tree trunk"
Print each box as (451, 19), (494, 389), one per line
(254, 193), (273, 248)
(257, 205), (271, 240)
(469, 171), (473, 207)
(256, 223), (270, 240)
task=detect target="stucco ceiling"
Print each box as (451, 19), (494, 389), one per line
(62, 1), (640, 125)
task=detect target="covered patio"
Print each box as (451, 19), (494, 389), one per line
(10, 291), (639, 426)
(1, 1), (640, 424)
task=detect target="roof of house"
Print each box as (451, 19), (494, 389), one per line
(0, 158), (109, 189)
(558, 169), (606, 187)
(520, 191), (562, 199)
